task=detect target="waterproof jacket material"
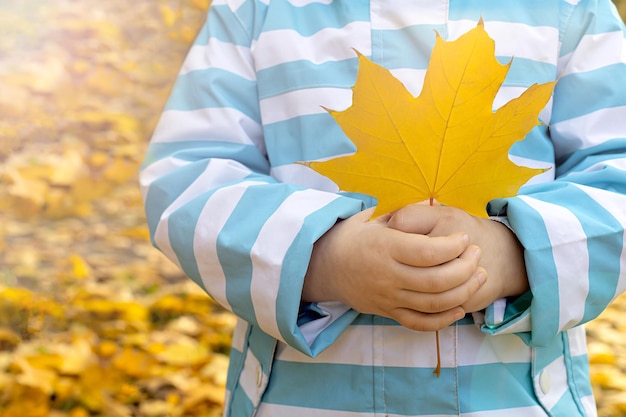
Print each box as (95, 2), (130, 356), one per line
(140, 0), (626, 415)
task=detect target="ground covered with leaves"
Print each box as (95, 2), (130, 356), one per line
(1, 1), (626, 416)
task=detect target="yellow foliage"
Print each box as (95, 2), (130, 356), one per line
(0, 1), (233, 415)
(160, 5), (182, 27)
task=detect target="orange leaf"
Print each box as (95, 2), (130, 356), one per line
(307, 20), (554, 218)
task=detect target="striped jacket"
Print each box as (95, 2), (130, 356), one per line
(140, 1), (626, 416)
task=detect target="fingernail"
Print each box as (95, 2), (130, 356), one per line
(472, 245), (482, 259)
(478, 271), (487, 285)
(454, 310), (465, 321)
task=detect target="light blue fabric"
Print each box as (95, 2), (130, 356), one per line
(140, 0), (626, 415)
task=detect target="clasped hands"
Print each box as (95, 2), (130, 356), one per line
(302, 203), (529, 332)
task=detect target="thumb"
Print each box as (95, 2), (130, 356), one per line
(387, 202), (442, 235)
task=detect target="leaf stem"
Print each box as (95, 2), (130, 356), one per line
(433, 330), (441, 377)
(430, 196), (441, 378)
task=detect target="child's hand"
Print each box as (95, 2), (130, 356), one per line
(302, 208), (487, 332)
(387, 204), (529, 313)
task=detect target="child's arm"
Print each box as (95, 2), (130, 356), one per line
(302, 207), (488, 332)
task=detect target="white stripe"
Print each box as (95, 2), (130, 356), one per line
(622, 38), (626, 64)
(566, 326), (588, 358)
(299, 301), (351, 345)
(581, 394), (598, 417)
(517, 196), (589, 330)
(259, 87), (352, 124)
(573, 183), (626, 296)
(534, 356), (568, 411)
(139, 156), (192, 198)
(256, 403), (549, 417)
(154, 162), (234, 270)
(239, 349), (265, 408)
(288, 0), (332, 5)
(212, 0), (245, 9)
(370, 0), (446, 30)
(256, 403), (453, 417)
(231, 318), (249, 352)
(448, 20), (559, 65)
(461, 406), (551, 417)
(582, 157), (626, 173)
(195, 180), (266, 310)
(250, 190), (341, 340)
(150, 159), (252, 273)
(253, 22), (372, 70)
(493, 85), (553, 126)
(551, 106), (626, 158)
(276, 322), (374, 365)
(457, 325), (531, 366)
(271, 164), (339, 192)
(180, 40), (255, 80)
(558, 31), (625, 76)
(389, 68), (426, 97)
(152, 108), (263, 150)
(509, 155), (554, 186)
(276, 324), (530, 367)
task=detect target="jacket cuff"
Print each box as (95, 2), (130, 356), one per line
(480, 291), (533, 337)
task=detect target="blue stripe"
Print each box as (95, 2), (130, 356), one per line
(201, 4), (253, 46)
(556, 144), (626, 178)
(534, 184), (622, 323)
(165, 69), (260, 118)
(263, 361), (376, 412)
(510, 126), (555, 165)
(264, 113), (356, 166)
(142, 141), (270, 174)
(569, 352), (594, 398)
(560, 0), (626, 55)
(258, 1), (369, 36)
(227, 379), (256, 417)
(501, 57), (556, 86)
(501, 193), (561, 345)
(166, 173), (273, 291)
(550, 390), (584, 416)
(373, 26), (441, 70)
(351, 313), (475, 327)
(265, 362), (536, 415)
(143, 159), (210, 246)
(552, 64), (626, 123)
(218, 184), (301, 324)
(457, 363), (535, 413)
(226, 347), (244, 392)
(168, 190), (213, 289)
(383, 366), (459, 415)
(257, 59), (358, 99)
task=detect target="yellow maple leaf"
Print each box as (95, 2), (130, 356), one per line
(307, 20), (555, 218)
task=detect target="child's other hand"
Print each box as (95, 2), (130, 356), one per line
(302, 208), (486, 332)
(387, 204), (529, 313)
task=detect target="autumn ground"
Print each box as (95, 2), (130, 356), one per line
(1, 1), (626, 416)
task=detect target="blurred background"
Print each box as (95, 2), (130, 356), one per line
(0, 1), (625, 416)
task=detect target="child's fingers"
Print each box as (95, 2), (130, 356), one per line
(392, 306), (466, 332)
(392, 244), (482, 294)
(396, 267), (487, 313)
(389, 229), (470, 267)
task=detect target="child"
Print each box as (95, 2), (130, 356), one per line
(140, 1), (626, 416)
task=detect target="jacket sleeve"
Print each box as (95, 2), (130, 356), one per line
(139, 2), (363, 357)
(482, 0), (626, 346)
